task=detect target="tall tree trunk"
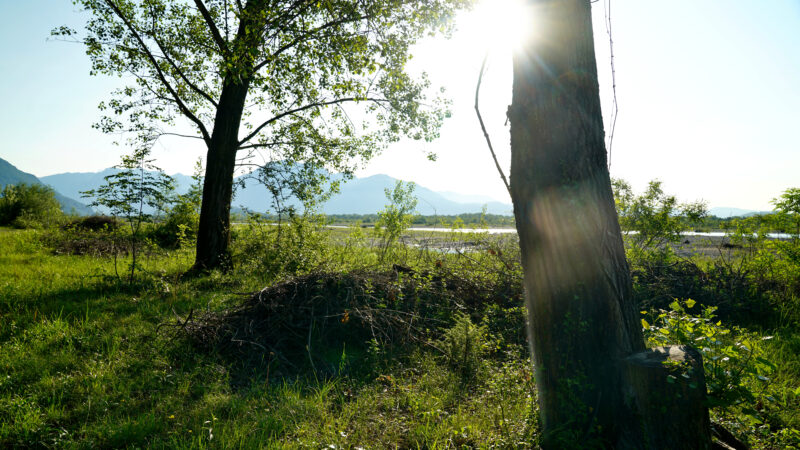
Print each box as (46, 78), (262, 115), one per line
(191, 0), (268, 273)
(510, 1), (711, 447)
(193, 81), (250, 272)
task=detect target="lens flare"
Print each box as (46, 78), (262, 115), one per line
(464, 0), (537, 54)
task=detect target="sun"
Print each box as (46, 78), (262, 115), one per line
(459, 0), (536, 54)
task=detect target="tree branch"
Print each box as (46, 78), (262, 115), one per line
(238, 97), (389, 146)
(475, 52), (511, 196)
(253, 14), (369, 72)
(193, 0), (229, 56)
(103, 0), (212, 144)
(148, 9), (218, 107)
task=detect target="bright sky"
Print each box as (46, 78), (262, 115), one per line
(1, 0), (798, 210)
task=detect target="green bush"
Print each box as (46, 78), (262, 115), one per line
(64, 215), (121, 232)
(0, 183), (63, 228)
(233, 212), (330, 281)
(613, 179), (706, 263)
(642, 300), (776, 428)
(150, 196), (199, 248)
(439, 313), (488, 383)
(150, 160), (202, 248)
(374, 180), (418, 262)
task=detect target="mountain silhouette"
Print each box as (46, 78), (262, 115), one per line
(0, 158), (93, 215)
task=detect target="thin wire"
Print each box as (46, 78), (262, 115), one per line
(604, 0), (618, 171)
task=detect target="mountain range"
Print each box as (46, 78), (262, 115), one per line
(707, 207), (770, 218)
(1, 157), (771, 218)
(39, 167), (514, 216)
(0, 158), (94, 215)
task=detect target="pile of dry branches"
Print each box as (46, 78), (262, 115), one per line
(178, 267), (519, 371)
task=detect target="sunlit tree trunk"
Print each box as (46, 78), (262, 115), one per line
(509, 1), (710, 447)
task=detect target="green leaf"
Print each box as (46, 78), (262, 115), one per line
(685, 299), (696, 309)
(641, 319), (650, 330)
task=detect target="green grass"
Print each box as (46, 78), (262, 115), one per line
(1, 224), (798, 448)
(0, 227), (537, 448)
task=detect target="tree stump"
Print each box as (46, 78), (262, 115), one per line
(624, 346), (712, 449)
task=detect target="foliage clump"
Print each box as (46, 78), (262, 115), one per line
(642, 300), (788, 444)
(64, 215), (121, 232)
(613, 178), (706, 262)
(0, 183), (63, 229)
(439, 313), (488, 382)
(150, 160), (204, 249)
(374, 180), (418, 262)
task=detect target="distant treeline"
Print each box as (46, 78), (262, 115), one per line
(231, 211), (517, 228)
(699, 213), (795, 234)
(332, 212), (516, 228)
(232, 210), (794, 233)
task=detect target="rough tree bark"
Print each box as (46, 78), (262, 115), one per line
(508, 0), (711, 447)
(192, 1), (265, 272)
(194, 81), (250, 271)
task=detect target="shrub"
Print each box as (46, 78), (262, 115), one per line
(64, 215), (121, 232)
(642, 300), (776, 430)
(439, 313), (488, 382)
(0, 183), (63, 228)
(612, 178), (706, 263)
(151, 160), (202, 248)
(374, 181), (417, 262)
(233, 212), (330, 280)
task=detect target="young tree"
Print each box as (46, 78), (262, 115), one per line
(772, 187), (800, 237)
(508, 1), (709, 447)
(613, 178), (707, 260)
(374, 180), (417, 261)
(82, 146), (175, 283)
(57, 0), (470, 271)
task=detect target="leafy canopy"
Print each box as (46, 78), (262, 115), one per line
(56, 0), (471, 188)
(772, 187), (800, 236)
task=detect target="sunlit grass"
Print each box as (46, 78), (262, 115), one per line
(0, 226), (537, 447)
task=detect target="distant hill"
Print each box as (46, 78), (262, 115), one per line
(42, 167), (514, 216)
(0, 158), (93, 215)
(708, 207), (771, 218)
(40, 168), (195, 204)
(323, 174), (513, 215)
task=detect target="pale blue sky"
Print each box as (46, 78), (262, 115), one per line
(1, 0), (798, 210)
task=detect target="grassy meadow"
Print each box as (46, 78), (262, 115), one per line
(0, 217), (799, 448)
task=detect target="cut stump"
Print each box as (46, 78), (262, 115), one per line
(624, 345), (712, 449)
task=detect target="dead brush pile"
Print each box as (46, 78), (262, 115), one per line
(181, 267), (522, 370)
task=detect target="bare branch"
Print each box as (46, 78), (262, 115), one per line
(157, 132), (207, 140)
(475, 52), (511, 196)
